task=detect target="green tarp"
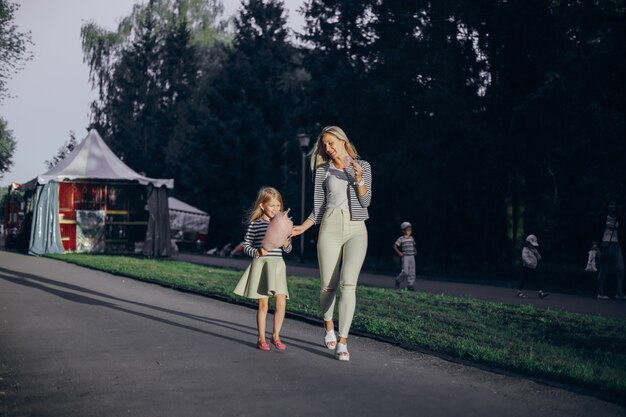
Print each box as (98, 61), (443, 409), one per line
(143, 185), (172, 258)
(28, 183), (64, 256)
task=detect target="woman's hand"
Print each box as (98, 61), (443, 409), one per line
(291, 225), (306, 237)
(283, 238), (292, 249)
(351, 160), (363, 181)
(292, 219), (314, 237)
(257, 247), (268, 257)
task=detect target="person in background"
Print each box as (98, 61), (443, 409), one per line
(585, 241), (599, 273)
(393, 221), (417, 290)
(596, 200), (625, 300)
(518, 234), (549, 299)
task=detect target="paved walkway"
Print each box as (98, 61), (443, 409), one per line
(1, 251), (624, 417)
(174, 253), (626, 321)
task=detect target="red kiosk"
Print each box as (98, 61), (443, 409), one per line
(21, 129), (174, 255)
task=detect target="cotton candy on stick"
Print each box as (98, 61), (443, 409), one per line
(262, 209), (293, 250)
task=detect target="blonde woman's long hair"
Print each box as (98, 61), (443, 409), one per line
(309, 126), (360, 171)
(247, 186), (284, 224)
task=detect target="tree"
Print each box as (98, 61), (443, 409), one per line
(80, 0), (226, 177)
(81, 0), (228, 128)
(218, 0), (304, 184)
(0, 116), (16, 179)
(300, 0), (494, 267)
(298, 0), (626, 275)
(45, 131), (78, 169)
(0, 0), (32, 102)
(172, 0), (307, 246)
(75, 0), (626, 279)
(467, 0), (626, 267)
(103, 3), (164, 174)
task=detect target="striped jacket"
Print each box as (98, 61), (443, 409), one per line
(243, 219), (292, 258)
(307, 160), (372, 225)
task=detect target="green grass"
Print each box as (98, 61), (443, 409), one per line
(48, 253), (626, 401)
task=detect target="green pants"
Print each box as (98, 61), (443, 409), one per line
(317, 208), (368, 338)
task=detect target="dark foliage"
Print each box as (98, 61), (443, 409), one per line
(81, 0), (626, 282)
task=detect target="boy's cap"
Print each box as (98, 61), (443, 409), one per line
(526, 234), (539, 247)
(401, 222), (412, 231)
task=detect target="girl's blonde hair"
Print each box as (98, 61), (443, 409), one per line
(247, 186), (284, 223)
(309, 126), (359, 170)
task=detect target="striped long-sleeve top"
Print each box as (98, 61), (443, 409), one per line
(395, 235), (416, 256)
(307, 160), (372, 225)
(242, 219), (292, 258)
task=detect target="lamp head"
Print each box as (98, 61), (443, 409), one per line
(297, 133), (310, 149)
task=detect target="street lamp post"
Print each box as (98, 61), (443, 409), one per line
(297, 133), (310, 263)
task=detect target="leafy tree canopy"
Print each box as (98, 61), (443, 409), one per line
(0, 116), (16, 178)
(0, 0), (32, 102)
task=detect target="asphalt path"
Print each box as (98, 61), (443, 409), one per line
(1, 251), (625, 417)
(174, 253), (626, 321)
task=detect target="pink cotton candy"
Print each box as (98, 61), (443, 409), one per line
(262, 210), (294, 250)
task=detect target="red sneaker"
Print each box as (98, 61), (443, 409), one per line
(257, 341), (270, 351)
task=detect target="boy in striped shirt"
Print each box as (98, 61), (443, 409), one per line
(393, 222), (417, 290)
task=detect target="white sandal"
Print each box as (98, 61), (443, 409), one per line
(335, 342), (350, 361)
(324, 329), (337, 350)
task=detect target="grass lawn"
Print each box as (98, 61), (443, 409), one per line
(49, 253), (626, 402)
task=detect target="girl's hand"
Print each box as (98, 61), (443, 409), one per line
(283, 238), (291, 248)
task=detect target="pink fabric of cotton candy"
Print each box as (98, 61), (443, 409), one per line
(262, 211), (293, 250)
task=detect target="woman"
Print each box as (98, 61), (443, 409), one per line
(292, 126), (372, 361)
(596, 200), (625, 300)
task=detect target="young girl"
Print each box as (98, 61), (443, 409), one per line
(234, 187), (292, 351)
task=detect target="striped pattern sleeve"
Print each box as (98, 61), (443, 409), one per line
(242, 220), (290, 258)
(353, 160), (371, 209)
(307, 164), (329, 225)
(345, 160), (371, 221)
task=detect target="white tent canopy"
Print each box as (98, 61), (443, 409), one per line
(24, 129), (173, 190)
(169, 197), (208, 216)
(169, 197), (210, 236)
(25, 129), (174, 257)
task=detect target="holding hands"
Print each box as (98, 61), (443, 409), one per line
(292, 219), (314, 238)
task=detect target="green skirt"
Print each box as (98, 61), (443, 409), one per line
(234, 256), (289, 299)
